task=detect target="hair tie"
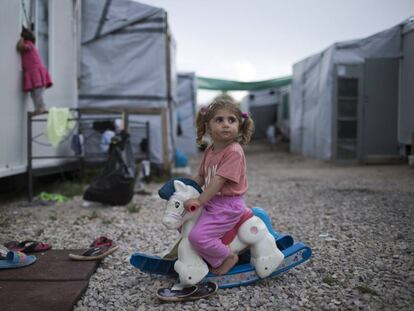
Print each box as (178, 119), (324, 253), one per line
(241, 112), (249, 119)
(200, 107), (208, 115)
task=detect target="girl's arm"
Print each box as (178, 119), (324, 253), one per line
(16, 38), (30, 52)
(184, 175), (226, 210)
(193, 175), (204, 187)
(198, 175), (226, 205)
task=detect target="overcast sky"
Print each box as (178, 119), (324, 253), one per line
(140, 0), (413, 102)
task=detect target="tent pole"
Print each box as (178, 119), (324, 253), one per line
(27, 112), (33, 202)
(161, 108), (169, 173)
(122, 111), (128, 132)
(164, 11), (173, 174)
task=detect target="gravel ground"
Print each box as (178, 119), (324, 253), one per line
(1, 143), (413, 311)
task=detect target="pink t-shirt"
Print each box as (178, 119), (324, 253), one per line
(198, 142), (248, 196)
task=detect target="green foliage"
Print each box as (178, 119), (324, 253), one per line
(322, 276), (337, 286)
(0, 214), (10, 228)
(49, 213), (57, 221)
(354, 285), (378, 296)
(102, 218), (113, 224)
(127, 203), (141, 214)
(87, 210), (99, 220)
(34, 167), (104, 199)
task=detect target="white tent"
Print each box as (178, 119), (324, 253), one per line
(291, 18), (413, 162)
(176, 72), (198, 156)
(79, 0), (177, 171)
(241, 88), (280, 140)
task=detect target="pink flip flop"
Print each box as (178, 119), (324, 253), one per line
(89, 236), (113, 248)
(4, 240), (51, 253)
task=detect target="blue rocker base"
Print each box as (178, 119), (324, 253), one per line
(130, 207), (312, 288)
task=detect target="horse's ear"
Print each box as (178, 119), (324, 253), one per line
(173, 180), (188, 193)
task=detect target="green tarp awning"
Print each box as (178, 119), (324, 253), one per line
(196, 76), (292, 91)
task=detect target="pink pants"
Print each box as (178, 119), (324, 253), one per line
(188, 195), (245, 268)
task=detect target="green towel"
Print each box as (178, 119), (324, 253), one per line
(38, 192), (69, 203)
(46, 107), (75, 147)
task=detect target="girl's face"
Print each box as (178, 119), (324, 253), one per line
(207, 109), (240, 145)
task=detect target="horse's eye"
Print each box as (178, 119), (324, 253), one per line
(175, 202), (180, 208)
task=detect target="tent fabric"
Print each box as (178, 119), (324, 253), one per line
(129, 114), (174, 164)
(290, 22), (403, 160)
(79, 0), (177, 166)
(196, 76), (292, 91)
(250, 105), (278, 140)
(79, 0), (177, 110)
(241, 88), (280, 140)
(176, 72), (198, 156)
(81, 0), (162, 44)
(242, 88), (280, 108)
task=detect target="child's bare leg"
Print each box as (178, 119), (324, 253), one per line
(210, 249), (238, 275)
(31, 88), (47, 114)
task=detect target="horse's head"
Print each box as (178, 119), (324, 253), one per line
(159, 179), (202, 229)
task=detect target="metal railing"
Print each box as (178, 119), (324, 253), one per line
(26, 108), (150, 201)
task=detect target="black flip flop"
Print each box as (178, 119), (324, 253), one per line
(157, 282), (217, 302)
(156, 285), (198, 301)
(69, 245), (119, 261)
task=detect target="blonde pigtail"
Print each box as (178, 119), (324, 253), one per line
(239, 116), (255, 145)
(195, 109), (207, 146)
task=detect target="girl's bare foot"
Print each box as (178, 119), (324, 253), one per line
(210, 252), (238, 275)
(31, 109), (47, 116)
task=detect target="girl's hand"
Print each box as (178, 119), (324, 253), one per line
(16, 38), (29, 52)
(184, 199), (200, 212)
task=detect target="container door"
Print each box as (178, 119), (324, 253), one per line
(363, 58), (399, 158)
(335, 65), (362, 161)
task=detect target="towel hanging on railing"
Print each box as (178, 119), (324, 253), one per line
(46, 107), (75, 147)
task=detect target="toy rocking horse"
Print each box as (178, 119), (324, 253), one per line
(161, 179), (285, 285)
(130, 178), (312, 300)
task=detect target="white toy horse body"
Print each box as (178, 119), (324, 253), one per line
(162, 180), (284, 285)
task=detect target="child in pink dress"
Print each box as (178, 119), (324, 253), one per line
(17, 26), (53, 115)
(184, 95), (254, 275)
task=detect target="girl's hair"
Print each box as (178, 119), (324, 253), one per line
(21, 26), (36, 43)
(196, 94), (254, 146)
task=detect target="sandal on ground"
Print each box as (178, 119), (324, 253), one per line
(69, 245), (119, 261)
(4, 240), (52, 253)
(0, 251), (37, 269)
(90, 236), (113, 248)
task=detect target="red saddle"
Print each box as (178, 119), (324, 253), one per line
(221, 208), (253, 245)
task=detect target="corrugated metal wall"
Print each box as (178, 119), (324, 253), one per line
(0, 1), (27, 178)
(399, 23), (414, 146)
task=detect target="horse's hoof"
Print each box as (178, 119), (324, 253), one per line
(251, 250), (284, 278)
(175, 260), (209, 285)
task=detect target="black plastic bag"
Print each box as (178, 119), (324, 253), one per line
(83, 131), (137, 205)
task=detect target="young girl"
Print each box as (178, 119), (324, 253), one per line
(17, 26), (53, 115)
(184, 94), (254, 275)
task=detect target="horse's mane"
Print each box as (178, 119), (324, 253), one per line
(158, 178), (203, 200)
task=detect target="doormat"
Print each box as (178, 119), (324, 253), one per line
(0, 249), (100, 310)
(0, 280), (89, 311)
